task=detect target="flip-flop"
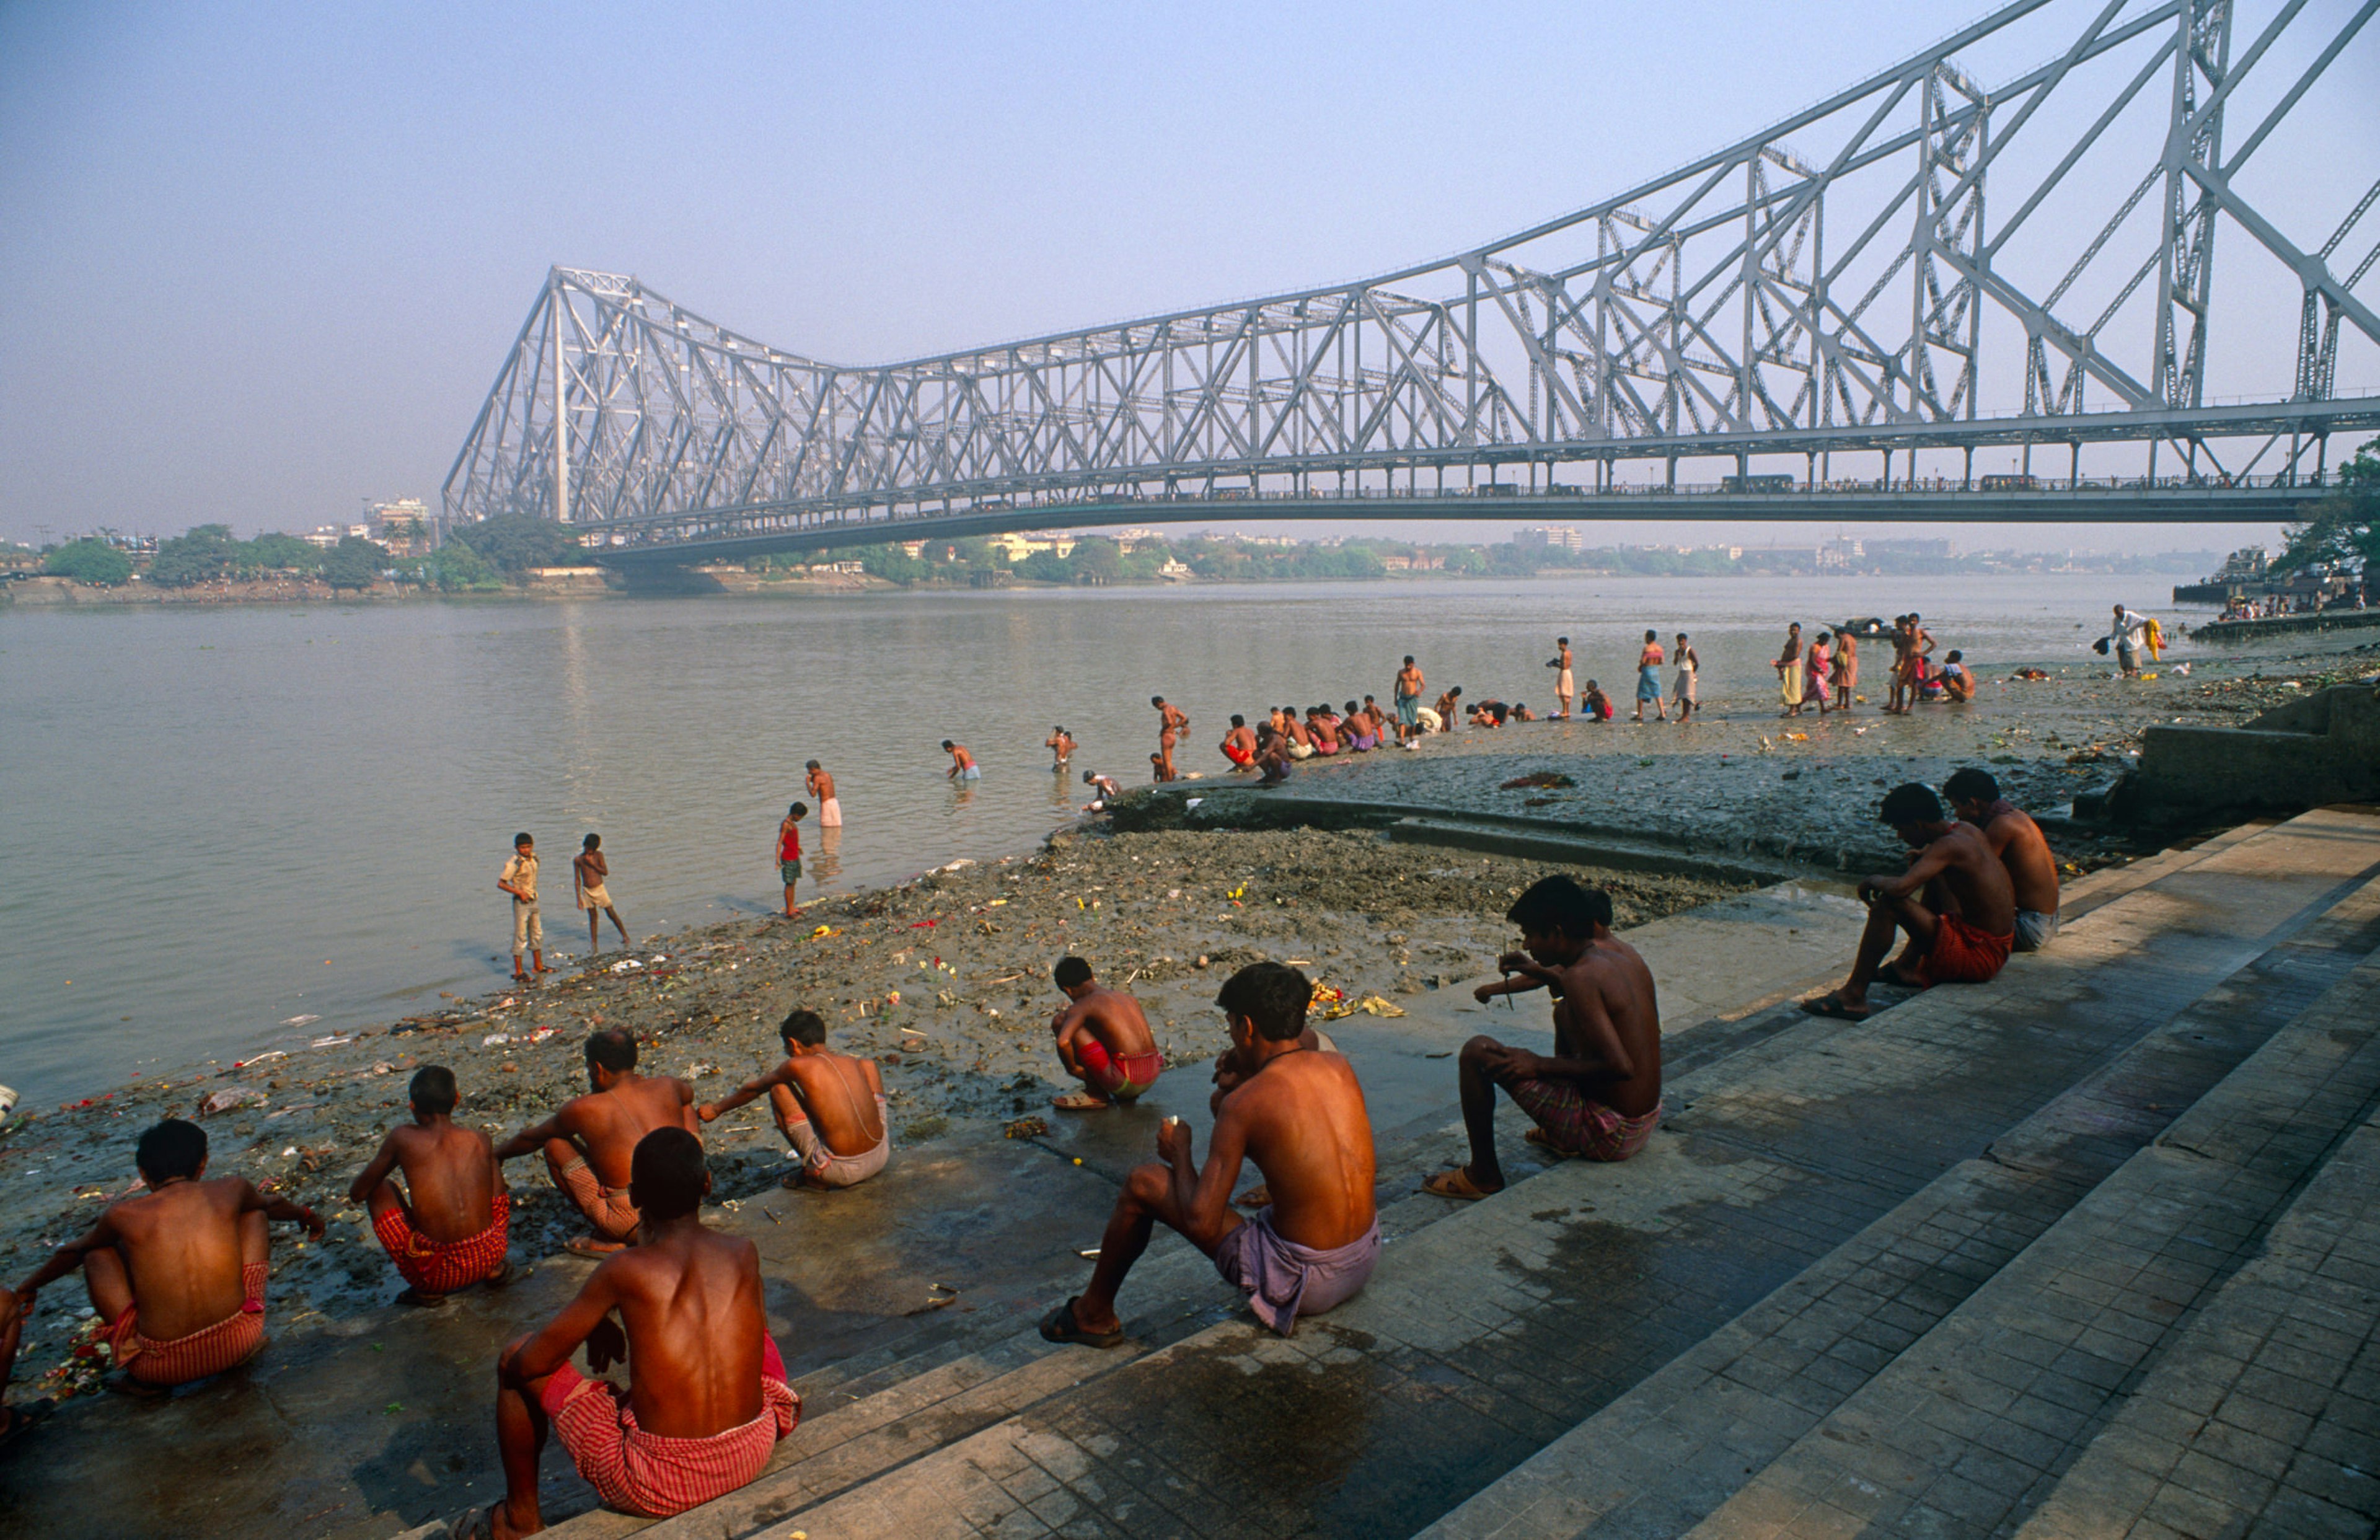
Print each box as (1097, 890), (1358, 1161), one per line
(395, 1288), (450, 1309)
(1038, 1296), (1126, 1349)
(445, 1507), (494, 1540)
(1798, 993), (1873, 1021)
(564, 1236), (625, 1257)
(1050, 1093), (1113, 1111)
(1421, 1167), (1500, 1200)
(480, 1259), (517, 1290)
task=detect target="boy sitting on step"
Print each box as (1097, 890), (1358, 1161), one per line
(1800, 783), (2016, 1021)
(459, 1129), (797, 1538)
(1424, 876), (1664, 1200)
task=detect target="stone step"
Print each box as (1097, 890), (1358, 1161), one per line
(384, 809), (2367, 1540)
(1665, 920), (2380, 1538)
(2010, 1109), (2380, 1538)
(1416, 864), (2380, 1540)
(695, 807), (2380, 1539)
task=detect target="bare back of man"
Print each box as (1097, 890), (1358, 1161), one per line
(92, 1180), (265, 1344)
(558, 1077), (700, 1189)
(1042, 962), (1378, 1344)
(484, 1130), (795, 1536)
(498, 1034), (699, 1254)
(1050, 962), (1161, 1110)
(774, 1053), (884, 1156)
(381, 1121), (500, 1244)
(1979, 803), (2059, 918)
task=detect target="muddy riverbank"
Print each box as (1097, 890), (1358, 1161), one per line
(3, 627), (2373, 1403)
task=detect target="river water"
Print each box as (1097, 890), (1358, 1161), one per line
(1, 572), (2179, 1105)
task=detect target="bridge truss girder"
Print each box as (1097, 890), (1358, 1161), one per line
(444, 0), (2380, 549)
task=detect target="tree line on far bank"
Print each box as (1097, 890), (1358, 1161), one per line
(33, 514), (580, 593)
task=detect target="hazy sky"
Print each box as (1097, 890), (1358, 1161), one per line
(2, 1), (2373, 557)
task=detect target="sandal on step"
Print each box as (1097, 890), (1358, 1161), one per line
(1421, 1166), (1500, 1200)
(1038, 1296), (1126, 1349)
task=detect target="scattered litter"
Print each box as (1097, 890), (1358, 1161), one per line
(1783, 731), (1809, 742)
(899, 1026), (928, 1037)
(1499, 772), (1577, 790)
(281, 1014), (321, 1027)
(198, 1088), (264, 1116)
(610, 959), (644, 972)
(234, 1050), (288, 1068)
(1077, 1247), (1101, 1258)
(1185, 798), (1204, 809)
(1004, 1116), (1049, 1139)
(483, 1034), (511, 1047)
(309, 1035), (353, 1049)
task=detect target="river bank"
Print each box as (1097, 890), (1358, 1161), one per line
(6, 628), (2377, 1398)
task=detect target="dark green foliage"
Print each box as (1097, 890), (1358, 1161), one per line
(322, 535), (390, 591)
(448, 513), (581, 576)
(147, 524), (240, 587)
(2273, 436), (2379, 576)
(44, 538), (133, 585)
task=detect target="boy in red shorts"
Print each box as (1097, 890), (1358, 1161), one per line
(350, 1066), (513, 1306)
(1800, 782), (2016, 1020)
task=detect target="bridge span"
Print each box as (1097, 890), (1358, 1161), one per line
(593, 477), (2335, 569)
(444, 0), (2380, 565)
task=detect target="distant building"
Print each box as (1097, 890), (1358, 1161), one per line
(369, 499), (431, 555)
(1515, 526), (1584, 552)
(986, 532), (1078, 563)
(1865, 537), (1956, 560)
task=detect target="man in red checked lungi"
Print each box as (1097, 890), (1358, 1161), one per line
(14, 1118), (323, 1391)
(350, 1066), (513, 1306)
(451, 1128), (796, 1539)
(1800, 782), (2017, 1021)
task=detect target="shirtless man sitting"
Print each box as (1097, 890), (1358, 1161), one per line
(1047, 956), (1163, 1109)
(14, 1118), (323, 1390)
(1423, 877), (1662, 1199)
(1800, 783), (2017, 1020)
(464, 1129), (797, 1538)
(1220, 714), (1258, 771)
(495, 1030), (699, 1256)
(1946, 767), (2061, 953)
(697, 1010), (889, 1190)
(350, 1065), (513, 1306)
(1040, 961), (1378, 1344)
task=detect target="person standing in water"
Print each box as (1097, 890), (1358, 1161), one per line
(775, 804), (806, 918)
(575, 835), (630, 953)
(943, 741), (979, 780)
(1549, 638), (1575, 719)
(1046, 726), (1076, 772)
(804, 761), (840, 830)
(1672, 633), (1699, 724)
(1633, 631), (1666, 723)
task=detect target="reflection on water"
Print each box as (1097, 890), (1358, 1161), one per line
(2, 573), (2167, 1102)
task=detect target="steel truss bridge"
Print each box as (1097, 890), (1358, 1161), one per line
(444, 0), (2380, 565)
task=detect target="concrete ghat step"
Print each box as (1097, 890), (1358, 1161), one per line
(716, 810), (2380, 1539)
(2011, 1115), (2380, 1538)
(1386, 816), (1805, 887)
(1415, 871), (2380, 1540)
(1669, 933), (2380, 1539)
(382, 813), (2345, 1540)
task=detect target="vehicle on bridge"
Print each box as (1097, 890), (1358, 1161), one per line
(1721, 475), (1796, 494)
(1978, 473), (2040, 491)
